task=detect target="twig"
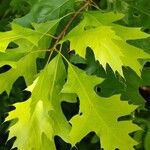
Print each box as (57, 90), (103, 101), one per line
(45, 1), (90, 65)
(55, 1), (90, 43)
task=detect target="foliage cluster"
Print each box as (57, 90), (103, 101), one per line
(0, 0), (150, 150)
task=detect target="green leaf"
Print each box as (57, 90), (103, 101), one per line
(121, 67), (144, 105)
(121, 66), (150, 105)
(10, 0), (32, 15)
(97, 64), (125, 97)
(133, 110), (150, 150)
(115, 0), (150, 27)
(62, 11), (149, 75)
(62, 64), (139, 150)
(145, 126), (150, 150)
(0, 19), (60, 93)
(0, 18), (59, 52)
(141, 67), (150, 85)
(7, 55), (70, 150)
(0, 23), (39, 52)
(14, 0), (75, 27)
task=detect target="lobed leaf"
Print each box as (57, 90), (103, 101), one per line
(0, 19), (60, 93)
(7, 55), (70, 150)
(62, 11), (150, 75)
(62, 64), (139, 150)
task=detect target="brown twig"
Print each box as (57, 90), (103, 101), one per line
(46, 1), (90, 65)
(55, 1), (90, 43)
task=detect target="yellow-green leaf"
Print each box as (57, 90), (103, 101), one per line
(62, 64), (139, 150)
(62, 11), (150, 75)
(7, 55), (70, 150)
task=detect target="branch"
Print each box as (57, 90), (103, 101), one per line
(46, 1), (90, 64)
(55, 1), (90, 43)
